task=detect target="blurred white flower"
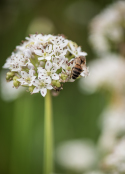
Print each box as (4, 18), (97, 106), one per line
(86, 1), (125, 173)
(98, 131), (117, 153)
(100, 102), (125, 135)
(56, 139), (97, 172)
(104, 137), (125, 173)
(89, 0), (125, 55)
(0, 70), (25, 102)
(98, 99), (125, 152)
(79, 54), (125, 94)
(84, 171), (105, 174)
(3, 34), (88, 97)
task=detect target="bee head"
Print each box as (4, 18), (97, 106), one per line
(79, 56), (86, 64)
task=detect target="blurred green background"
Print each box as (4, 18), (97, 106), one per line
(0, 0), (113, 173)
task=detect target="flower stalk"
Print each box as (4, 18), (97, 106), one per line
(2, 33), (89, 174)
(44, 90), (53, 174)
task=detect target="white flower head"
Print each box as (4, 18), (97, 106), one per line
(84, 171), (105, 174)
(79, 54), (125, 94)
(97, 98), (125, 153)
(56, 139), (97, 172)
(103, 137), (125, 173)
(89, 0), (125, 56)
(3, 34), (88, 97)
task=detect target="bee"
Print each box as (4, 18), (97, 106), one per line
(71, 56), (86, 79)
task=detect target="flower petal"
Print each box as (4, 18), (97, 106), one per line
(45, 56), (51, 60)
(46, 84), (53, 90)
(79, 52), (87, 56)
(40, 88), (47, 97)
(38, 73), (46, 80)
(47, 44), (52, 52)
(31, 76), (36, 81)
(33, 87), (39, 93)
(51, 63), (58, 72)
(37, 67), (44, 71)
(34, 50), (42, 56)
(27, 62), (34, 69)
(21, 71), (28, 78)
(44, 76), (51, 84)
(38, 68), (47, 79)
(80, 71), (85, 77)
(32, 79), (39, 86)
(52, 73), (59, 80)
(29, 70), (34, 77)
(38, 56), (44, 60)
(23, 49), (31, 58)
(45, 61), (52, 71)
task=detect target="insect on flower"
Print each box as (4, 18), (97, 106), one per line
(71, 56), (87, 79)
(3, 34), (89, 97)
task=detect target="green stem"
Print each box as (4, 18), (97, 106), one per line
(43, 90), (53, 174)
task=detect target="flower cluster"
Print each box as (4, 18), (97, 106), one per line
(79, 54), (125, 94)
(98, 99), (125, 152)
(79, 1), (125, 174)
(56, 139), (97, 172)
(103, 137), (125, 173)
(89, 0), (125, 56)
(84, 171), (104, 174)
(3, 34), (88, 97)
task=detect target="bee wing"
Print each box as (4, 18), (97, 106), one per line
(81, 65), (89, 77)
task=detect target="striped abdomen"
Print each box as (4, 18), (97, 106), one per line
(71, 65), (82, 79)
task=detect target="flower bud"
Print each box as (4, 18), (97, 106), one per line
(13, 76), (19, 81)
(61, 74), (68, 80)
(56, 81), (61, 87)
(6, 72), (14, 80)
(52, 80), (57, 86)
(13, 80), (20, 87)
(29, 86), (35, 92)
(7, 72), (14, 77)
(67, 66), (71, 71)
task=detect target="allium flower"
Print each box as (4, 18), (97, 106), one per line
(84, 171), (105, 174)
(79, 54), (125, 94)
(103, 137), (125, 173)
(98, 98), (125, 152)
(89, 0), (125, 56)
(3, 34), (88, 97)
(56, 139), (97, 172)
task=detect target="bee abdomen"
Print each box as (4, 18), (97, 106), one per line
(75, 67), (82, 72)
(72, 67), (82, 79)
